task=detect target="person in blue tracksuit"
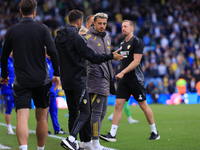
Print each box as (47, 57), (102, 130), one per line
(1, 53), (15, 134)
(46, 55), (67, 135)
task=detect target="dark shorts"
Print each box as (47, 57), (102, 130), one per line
(116, 80), (146, 101)
(13, 82), (52, 111)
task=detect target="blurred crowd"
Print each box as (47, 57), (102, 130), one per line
(1, 0), (200, 95)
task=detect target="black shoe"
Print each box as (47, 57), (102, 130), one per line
(99, 132), (116, 142)
(148, 132), (160, 140)
(48, 131), (52, 135)
(61, 138), (77, 150)
(55, 129), (68, 134)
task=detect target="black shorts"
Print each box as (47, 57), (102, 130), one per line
(116, 80), (146, 101)
(13, 82), (52, 111)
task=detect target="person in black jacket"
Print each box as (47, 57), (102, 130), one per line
(55, 9), (123, 150)
(0, 0), (60, 150)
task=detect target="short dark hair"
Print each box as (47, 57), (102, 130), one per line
(19, 0), (37, 16)
(86, 15), (94, 23)
(68, 9), (84, 24)
(122, 20), (135, 28)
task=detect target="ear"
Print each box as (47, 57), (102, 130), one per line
(19, 9), (22, 15)
(32, 9), (36, 15)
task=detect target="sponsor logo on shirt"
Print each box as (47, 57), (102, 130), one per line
(120, 51), (129, 58)
(97, 43), (101, 46)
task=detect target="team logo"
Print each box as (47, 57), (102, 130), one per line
(107, 40), (110, 45)
(83, 99), (87, 104)
(97, 99), (101, 103)
(127, 45), (131, 49)
(97, 43), (101, 46)
(138, 94), (143, 100)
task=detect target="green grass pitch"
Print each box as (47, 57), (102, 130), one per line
(0, 104), (199, 150)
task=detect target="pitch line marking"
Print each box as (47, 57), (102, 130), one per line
(0, 144), (11, 149)
(0, 122), (65, 140)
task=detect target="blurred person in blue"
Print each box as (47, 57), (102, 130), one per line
(1, 51), (15, 135)
(46, 53), (67, 135)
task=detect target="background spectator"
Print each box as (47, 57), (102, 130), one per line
(1, 0), (200, 94)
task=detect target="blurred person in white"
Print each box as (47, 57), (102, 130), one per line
(160, 35), (169, 49)
(174, 54), (186, 80)
(79, 15), (94, 35)
(158, 61), (167, 79)
(154, 25), (160, 39)
(188, 77), (196, 93)
(172, 37), (181, 50)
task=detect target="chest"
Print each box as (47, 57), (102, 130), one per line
(119, 42), (133, 59)
(87, 35), (111, 54)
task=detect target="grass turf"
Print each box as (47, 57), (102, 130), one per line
(0, 104), (199, 150)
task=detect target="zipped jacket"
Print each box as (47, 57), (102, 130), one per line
(86, 27), (114, 96)
(55, 25), (113, 90)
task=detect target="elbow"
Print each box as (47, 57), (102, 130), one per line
(136, 61), (140, 66)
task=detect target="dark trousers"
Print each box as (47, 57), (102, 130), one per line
(65, 88), (91, 142)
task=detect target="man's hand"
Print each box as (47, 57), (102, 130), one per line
(112, 49), (124, 61)
(52, 76), (60, 91)
(115, 71), (125, 80)
(0, 77), (9, 86)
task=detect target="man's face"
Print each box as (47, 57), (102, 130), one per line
(86, 16), (94, 29)
(122, 22), (134, 36)
(94, 18), (107, 33)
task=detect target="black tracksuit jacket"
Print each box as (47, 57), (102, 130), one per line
(1, 17), (60, 87)
(55, 25), (113, 90)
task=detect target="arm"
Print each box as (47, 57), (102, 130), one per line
(75, 36), (123, 64)
(0, 28), (12, 85)
(43, 25), (60, 90)
(115, 54), (143, 80)
(43, 25), (60, 77)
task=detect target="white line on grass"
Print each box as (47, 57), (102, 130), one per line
(0, 144), (11, 149)
(161, 120), (200, 123)
(0, 122), (65, 140)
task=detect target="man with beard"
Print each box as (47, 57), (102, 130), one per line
(55, 9), (123, 150)
(85, 12), (116, 150)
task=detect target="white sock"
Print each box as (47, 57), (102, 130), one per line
(127, 116), (132, 122)
(68, 135), (75, 142)
(84, 141), (91, 145)
(75, 140), (79, 149)
(19, 145), (28, 150)
(150, 123), (157, 134)
(92, 139), (103, 149)
(110, 124), (118, 137)
(7, 124), (12, 130)
(92, 139), (100, 147)
(37, 146), (45, 150)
